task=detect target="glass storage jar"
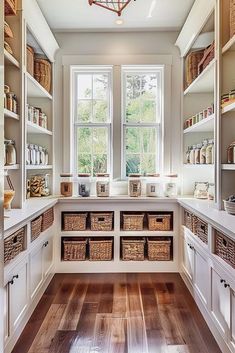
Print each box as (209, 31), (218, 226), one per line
(29, 144), (36, 165)
(26, 143), (30, 165)
(189, 145), (196, 164)
(128, 174), (142, 197)
(145, 174), (162, 197)
(195, 144), (202, 164)
(164, 174), (178, 197)
(5, 140), (16, 165)
(60, 173), (73, 197)
(78, 173), (91, 197)
(34, 145), (40, 165)
(227, 142), (235, 164)
(96, 173), (110, 197)
(200, 140), (208, 164)
(30, 174), (50, 197)
(206, 140), (214, 164)
(208, 183), (215, 200)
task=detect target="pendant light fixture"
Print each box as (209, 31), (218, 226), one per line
(88, 0), (135, 17)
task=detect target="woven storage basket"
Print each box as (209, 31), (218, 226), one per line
(31, 215), (42, 242)
(198, 42), (215, 75)
(27, 45), (34, 76)
(122, 238), (145, 261)
(4, 41), (13, 55)
(123, 214), (144, 231)
(89, 238), (113, 261)
(185, 50), (204, 88)
(63, 238), (87, 261)
(215, 231), (235, 269)
(90, 213), (113, 231)
(193, 216), (208, 244)
(34, 57), (52, 93)
(230, 0), (235, 38)
(63, 213), (87, 231)
(147, 238), (171, 261)
(4, 227), (25, 264)
(5, 0), (17, 15)
(4, 21), (13, 38)
(147, 214), (171, 231)
(184, 209), (194, 232)
(41, 207), (54, 232)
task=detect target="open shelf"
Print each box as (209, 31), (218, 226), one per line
(26, 72), (52, 100)
(221, 164), (235, 171)
(184, 59), (215, 95)
(4, 108), (19, 120)
(184, 114), (215, 133)
(27, 121), (52, 135)
(222, 101), (235, 114)
(4, 50), (20, 68)
(183, 164), (214, 168)
(222, 35), (235, 54)
(26, 165), (53, 170)
(4, 164), (20, 170)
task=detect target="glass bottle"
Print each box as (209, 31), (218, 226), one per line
(78, 173), (91, 197)
(164, 174), (178, 197)
(200, 140), (208, 164)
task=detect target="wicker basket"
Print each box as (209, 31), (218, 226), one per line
(123, 213), (144, 231)
(184, 209), (194, 232)
(63, 238), (87, 261)
(193, 216), (208, 244)
(5, 0), (17, 15)
(185, 50), (204, 88)
(41, 207), (54, 232)
(27, 45), (34, 76)
(198, 42), (215, 75)
(147, 237), (171, 261)
(230, 0), (235, 38)
(34, 57), (52, 93)
(63, 213), (87, 231)
(215, 231), (235, 269)
(89, 238), (113, 261)
(90, 213), (113, 231)
(4, 21), (13, 38)
(122, 238), (145, 261)
(147, 214), (171, 231)
(4, 227), (25, 264)
(31, 216), (42, 242)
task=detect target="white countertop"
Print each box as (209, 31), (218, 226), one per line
(57, 195), (179, 203)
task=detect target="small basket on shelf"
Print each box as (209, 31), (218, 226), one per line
(90, 212), (113, 231)
(123, 213), (144, 231)
(63, 213), (88, 231)
(34, 56), (52, 93)
(147, 214), (171, 231)
(89, 238), (113, 261)
(5, 0), (17, 16)
(147, 237), (171, 261)
(4, 227), (25, 264)
(27, 45), (34, 76)
(41, 207), (54, 232)
(121, 237), (145, 261)
(31, 215), (42, 242)
(63, 238), (87, 261)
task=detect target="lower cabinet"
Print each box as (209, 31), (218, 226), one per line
(43, 236), (53, 277)
(183, 236), (194, 282)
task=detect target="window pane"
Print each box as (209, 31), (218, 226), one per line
(93, 154), (107, 175)
(126, 127), (141, 153)
(93, 74), (108, 99)
(77, 75), (92, 99)
(126, 75), (141, 100)
(77, 100), (92, 122)
(126, 154), (140, 176)
(77, 127), (92, 153)
(126, 99), (142, 123)
(142, 100), (156, 123)
(142, 128), (156, 153)
(93, 100), (108, 123)
(78, 154), (92, 174)
(93, 127), (108, 153)
(141, 154), (156, 174)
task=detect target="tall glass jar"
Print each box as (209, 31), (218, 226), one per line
(34, 145), (40, 165)
(30, 174), (50, 197)
(60, 173), (73, 197)
(78, 173), (91, 197)
(5, 140), (16, 165)
(145, 174), (162, 197)
(29, 144), (36, 165)
(128, 174), (142, 197)
(164, 174), (178, 197)
(96, 173), (110, 197)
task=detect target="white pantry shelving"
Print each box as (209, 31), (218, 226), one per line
(183, 114), (215, 133)
(26, 72), (52, 99)
(184, 59), (215, 95)
(27, 121), (52, 135)
(4, 108), (19, 120)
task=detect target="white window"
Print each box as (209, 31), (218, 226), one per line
(73, 67), (113, 176)
(122, 66), (163, 177)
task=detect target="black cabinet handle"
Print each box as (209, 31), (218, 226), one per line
(8, 274), (19, 285)
(43, 241), (49, 247)
(224, 283), (230, 289)
(220, 279), (226, 284)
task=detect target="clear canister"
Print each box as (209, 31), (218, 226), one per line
(164, 174), (178, 197)
(78, 173), (91, 197)
(128, 174), (142, 197)
(60, 173), (73, 197)
(30, 174), (50, 197)
(145, 174), (162, 197)
(96, 173), (110, 197)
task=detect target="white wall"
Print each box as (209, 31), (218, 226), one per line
(54, 31), (182, 193)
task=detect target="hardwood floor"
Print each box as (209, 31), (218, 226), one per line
(12, 273), (221, 353)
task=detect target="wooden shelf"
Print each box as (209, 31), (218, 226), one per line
(222, 35), (235, 54)
(183, 164), (214, 168)
(4, 164), (20, 170)
(221, 164), (235, 171)
(222, 102), (235, 114)
(26, 72), (52, 99)
(27, 121), (52, 135)
(183, 114), (215, 133)
(26, 165), (53, 170)
(4, 108), (19, 120)
(4, 50), (20, 68)
(184, 59), (215, 95)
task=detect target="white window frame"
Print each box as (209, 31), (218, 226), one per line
(121, 65), (164, 178)
(72, 66), (113, 177)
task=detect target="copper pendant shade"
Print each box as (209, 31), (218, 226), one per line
(88, 0), (135, 16)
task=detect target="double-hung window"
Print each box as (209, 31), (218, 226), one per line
(122, 66), (163, 177)
(73, 67), (112, 176)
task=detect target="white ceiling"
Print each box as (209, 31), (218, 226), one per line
(36, 0), (195, 31)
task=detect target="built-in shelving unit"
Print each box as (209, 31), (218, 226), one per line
(221, 164), (235, 171)
(27, 121), (52, 135)
(4, 164), (20, 170)
(183, 114), (215, 133)
(184, 59), (215, 95)
(4, 49), (20, 68)
(4, 108), (19, 120)
(26, 165), (53, 170)
(222, 102), (235, 114)
(26, 72), (53, 100)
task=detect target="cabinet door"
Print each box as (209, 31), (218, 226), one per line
(43, 237), (53, 278)
(194, 250), (209, 306)
(211, 268), (230, 337)
(29, 245), (43, 300)
(9, 260), (28, 333)
(4, 285), (9, 342)
(182, 238), (194, 282)
(231, 290), (235, 349)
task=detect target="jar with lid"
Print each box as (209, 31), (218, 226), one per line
(227, 142), (235, 164)
(208, 183), (215, 200)
(44, 148), (49, 165)
(6, 92), (14, 112)
(200, 140), (208, 164)
(34, 145), (40, 165)
(26, 144), (30, 165)
(195, 144), (202, 164)
(145, 174), (162, 197)
(78, 173), (91, 197)
(189, 145), (196, 164)
(128, 174), (142, 197)
(33, 107), (40, 125)
(96, 173), (110, 197)
(185, 147), (191, 164)
(4, 173), (15, 210)
(42, 113), (48, 129)
(60, 174), (73, 197)
(29, 144), (36, 165)
(39, 146), (45, 165)
(4, 85), (10, 109)
(206, 140), (214, 164)
(30, 174), (50, 197)
(221, 93), (230, 106)
(229, 89), (235, 101)
(5, 140), (16, 165)
(12, 94), (17, 113)
(164, 174), (178, 197)
(39, 111), (43, 127)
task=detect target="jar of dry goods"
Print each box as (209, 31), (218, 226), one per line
(206, 140), (214, 164)
(195, 144), (202, 164)
(78, 173), (91, 197)
(26, 143), (30, 165)
(189, 145), (196, 164)
(128, 174), (142, 197)
(229, 89), (235, 100)
(227, 142), (235, 164)
(185, 147), (191, 164)
(208, 183), (215, 200)
(96, 173), (110, 197)
(60, 173), (73, 197)
(34, 145), (40, 165)
(29, 144), (36, 165)
(221, 93), (230, 106)
(30, 174), (50, 197)
(200, 140), (208, 164)
(164, 174), (178, 197)
(145, 174), (162, 197)
(5, 140), (16, 165)
(33, 107), (40, 125)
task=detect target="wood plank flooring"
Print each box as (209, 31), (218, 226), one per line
(12, 273), (221, 353)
